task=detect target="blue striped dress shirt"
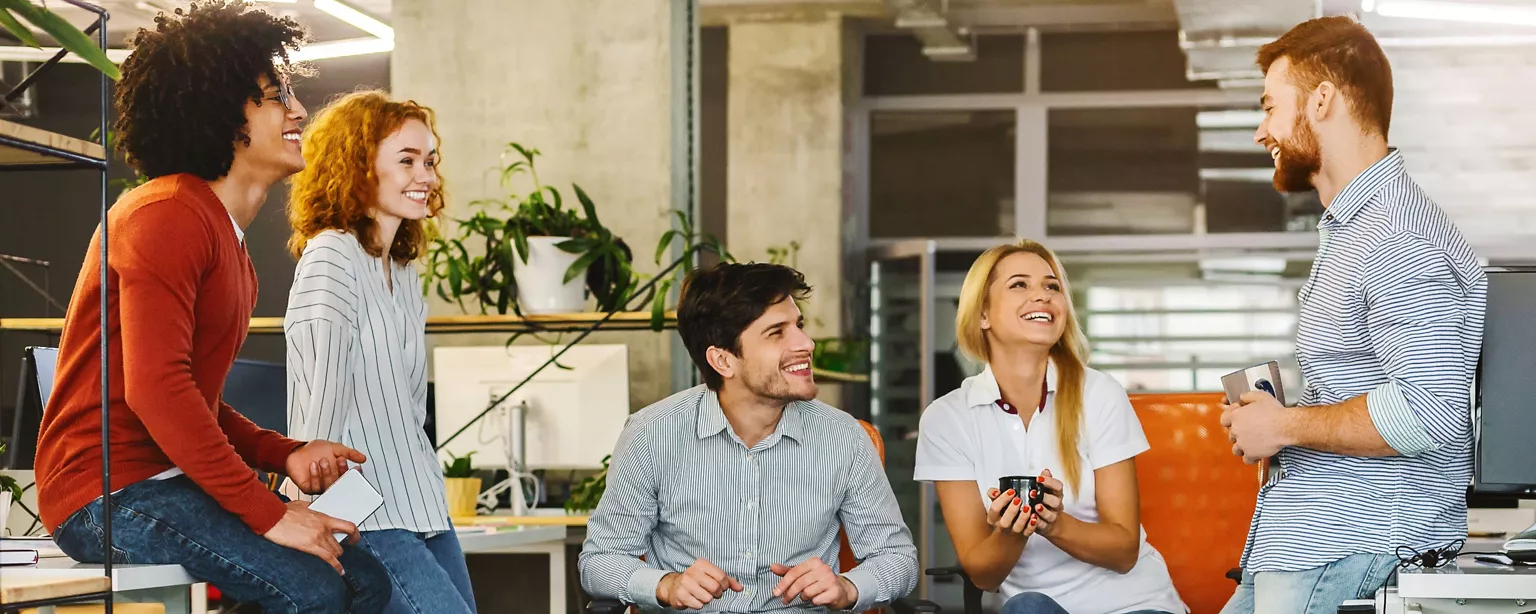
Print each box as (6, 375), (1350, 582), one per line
(579, 386), (918, 613)
(1241, 149), (1487, 573)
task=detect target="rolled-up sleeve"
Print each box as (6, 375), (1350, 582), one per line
(1362, 233), (1480, 458)
(579, 417), (665, 609)
(838, 433), (919, 611)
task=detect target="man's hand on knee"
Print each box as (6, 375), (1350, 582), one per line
(263, 501), (361, 575)
(657, 558), (743, 610)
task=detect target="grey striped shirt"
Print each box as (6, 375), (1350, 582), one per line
(1242, 149), (1487, 572)
(579, 387), (918, 613)
(280, 230), (451, 534)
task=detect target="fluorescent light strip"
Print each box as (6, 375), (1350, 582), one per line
(290, 37), (394, 61)
(1371, 0), (1536, 27)
(0, 46), (131, 64)
(314, 0), (395, 40)
(1196, 110), (1265, 129)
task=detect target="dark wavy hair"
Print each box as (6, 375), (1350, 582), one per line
(113, 0), (309, 180)
(677, 263), (813, 390)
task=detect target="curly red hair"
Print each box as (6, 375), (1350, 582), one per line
(288, 90), (446, 263)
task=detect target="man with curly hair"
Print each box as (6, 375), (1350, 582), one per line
(34, 2), (391, 611)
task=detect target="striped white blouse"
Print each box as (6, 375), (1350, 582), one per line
(281, 229), (451, 534)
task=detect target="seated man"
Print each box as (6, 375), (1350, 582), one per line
(34, 2), (388, 612)
(580, 262), (918, 612)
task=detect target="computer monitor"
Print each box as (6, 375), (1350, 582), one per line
(1473, 267), (1536, 497)
(4, 346), (56, 469)
(223, 358), (287, 435)
(433, 344), (629, 471)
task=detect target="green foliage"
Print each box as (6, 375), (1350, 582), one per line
(0, 443), (20, 504)
(564, 454), (609, 514)
(425, 143), (638, 315)
(442, 450), (477, 478)
(0, 0), (121, 80)
(424, 142), (733, 332)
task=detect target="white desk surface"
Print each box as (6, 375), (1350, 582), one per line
(0, 560), (197, 593)
(455, 525), (566, 552)
(1398, 559), (1536, 600)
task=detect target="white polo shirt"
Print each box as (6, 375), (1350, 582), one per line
(914, 361), (1187, 614)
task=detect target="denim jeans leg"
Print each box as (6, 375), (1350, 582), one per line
(999, 592), (1071, 614)
(1219, 568), (1257, 614)
(52, 476), (391, 614)
(424, 527), (478, 613)
(1250, 553), (1398, 614)
(357, 528), (476, 614)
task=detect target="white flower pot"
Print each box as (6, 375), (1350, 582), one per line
(514, 236), (588, 314)
(0, 491), (11, 538)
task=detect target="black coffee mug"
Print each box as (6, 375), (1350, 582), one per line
(998, 475), (1046, 509)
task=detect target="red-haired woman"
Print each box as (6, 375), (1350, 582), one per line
(282, 90), (476, 614)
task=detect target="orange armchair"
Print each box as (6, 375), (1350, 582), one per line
(1130, 393), (1259, 614)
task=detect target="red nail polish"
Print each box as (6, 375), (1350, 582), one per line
(1030, 518), (1037, 526)
(1013, 497), (1021, 505)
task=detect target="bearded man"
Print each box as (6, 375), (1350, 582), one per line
(1219, 16), (1487, 614)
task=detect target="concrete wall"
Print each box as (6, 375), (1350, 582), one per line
(390, 0), (678, 410)
(1388, 46), (1536, 254)
(727, 13), (849, 350)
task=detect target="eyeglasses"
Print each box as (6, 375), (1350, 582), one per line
(265, 76), (296, 111)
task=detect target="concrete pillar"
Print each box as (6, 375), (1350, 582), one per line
(726, 12), (855, 406)
(391, 0), (677, 409)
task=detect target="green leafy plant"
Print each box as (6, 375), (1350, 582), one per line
(0, 443), (21, 504)
(426, 143), (637, 315)
(0, 0), (121, 80)
(424, 141), (732, 331)
(564, 454), (609, 514)
(442, 450), (477, 478)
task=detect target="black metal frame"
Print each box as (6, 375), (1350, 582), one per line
(0, 1), (113, 612)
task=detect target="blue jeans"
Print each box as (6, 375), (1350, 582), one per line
(357, 528), (478, 614)
(1220, 553), (1397, 614)
(1001, 592), (1173, 614)
(52, 475), (390, 614)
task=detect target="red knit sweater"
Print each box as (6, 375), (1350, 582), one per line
(36, 174), (302, 535)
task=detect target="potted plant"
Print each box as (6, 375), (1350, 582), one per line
(442, 450), (480, 519)
(564, 454), (609, 515)
(427, 143), (637, 315)
(425, 142), (731, 327)
(0, 1), (121, 81)
(0, 443), (20, 536)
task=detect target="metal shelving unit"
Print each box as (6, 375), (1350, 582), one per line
(0, 2), (115, 612)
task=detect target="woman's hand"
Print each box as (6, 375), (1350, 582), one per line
(984, 487), (1037, 538)
(1032, 469), (1066, 537)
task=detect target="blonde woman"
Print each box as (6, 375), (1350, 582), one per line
(913, 240), (1185, 614)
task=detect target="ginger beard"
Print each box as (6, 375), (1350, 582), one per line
(1273, 110), (1322, 193)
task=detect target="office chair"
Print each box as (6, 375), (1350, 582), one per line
(586, 419), (940, 614)
(926, 393), (1253, 614)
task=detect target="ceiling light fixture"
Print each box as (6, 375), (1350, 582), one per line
(291, 37), (394, 61)
(313, 0), (395, 40)
(1367, 0), (1536, 27)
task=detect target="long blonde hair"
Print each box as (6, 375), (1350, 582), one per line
(956, 239), (1090, 494)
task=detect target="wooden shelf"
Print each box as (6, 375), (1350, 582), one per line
(813, 368), (870, 384)
(1, 311), (678, 335)
(0, 120), (106, 169)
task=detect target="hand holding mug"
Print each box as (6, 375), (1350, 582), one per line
(983, 485), (1036, 538)
(1031, 469), (1065, 537)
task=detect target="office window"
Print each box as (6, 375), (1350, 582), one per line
(1047, 106), (1320, 236)
(1066, 261), (1307, 393)
(1040, 30), (1214, 92)
(864, 34), (1025, 96)
(870, 110), (1016, 238)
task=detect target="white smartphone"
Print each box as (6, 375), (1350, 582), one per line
(308, 469), (384, 542)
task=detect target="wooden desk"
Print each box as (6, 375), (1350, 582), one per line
(1, 559), (199, 614)
(454, 515), (589, 527)
(0, 574), (109, 606)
